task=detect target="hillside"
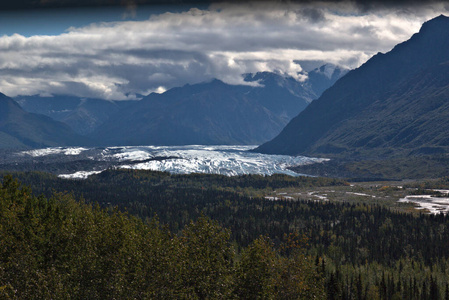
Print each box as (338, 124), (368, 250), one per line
(256, 15), (449, 159)
(14, 95), (132, 135)
(0, 93), (90, 149)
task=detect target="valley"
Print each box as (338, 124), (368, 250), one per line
(1, 6), (449, 299)
(2, 142), (449, 217)
(3, 147), (448, 216)
(264, 180), (449, 215)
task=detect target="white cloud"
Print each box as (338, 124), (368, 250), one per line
(0, 1), (448, 99)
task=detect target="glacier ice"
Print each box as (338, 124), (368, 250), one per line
(17, 145), (327, 179)
(104, 145), (326, 177)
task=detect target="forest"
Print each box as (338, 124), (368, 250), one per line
(1, 170), (449, 299)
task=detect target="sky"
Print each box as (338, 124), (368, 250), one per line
(0, 0), (448, 100)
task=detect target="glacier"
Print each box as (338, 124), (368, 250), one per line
(19, 145), (327, 179)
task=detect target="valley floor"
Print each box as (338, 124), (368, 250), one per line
(264, 179), (449, 215)
(290, 154), (449, 180)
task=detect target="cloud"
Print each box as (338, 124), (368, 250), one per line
(122, 0), (138, 19)
(0, 1), (448, 99)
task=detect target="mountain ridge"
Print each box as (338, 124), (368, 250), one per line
(0, 93), (91, 149)
(14, 95), (132, 135)
(255, 15), (449, 158)
(14, 66), (347, 147)
(89, 68), (347, 146)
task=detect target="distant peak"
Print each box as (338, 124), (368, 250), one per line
(311, 63), (348, 79)
(419, 14), (449, 33)
(426, 14), (449, 23)
(211, 78), (224, 83)
(243, 71), (301, 84)
(206, 78), (227, 86)
(435, 14), (448, 20)
(244, 72), (274, 83)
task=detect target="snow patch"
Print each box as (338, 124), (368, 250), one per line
(322, 64), (336, 79)
(398, 195), (449, 215)
(433, 189), (449, 194)
(20, 147), (89, 157)
(308, 192), (328, 201)
(346, 192), (376, 198)
(58, 170), (103, 179)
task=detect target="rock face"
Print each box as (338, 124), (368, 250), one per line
(0, 93), (90, 149)
(256, 15), (449, 159)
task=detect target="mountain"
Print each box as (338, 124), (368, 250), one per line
(256, 15), (449, 159)
(0, 93), (90, 149)
(14, 95), (132, 135)
(14, 66), (346, 146)
(307, 64), (349, 96)
(90, 70), (343, 146)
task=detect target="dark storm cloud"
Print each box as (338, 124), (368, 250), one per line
(0, 0), (209, 11)
(297, 7), (326, 23)
(1, 0), (445, 11)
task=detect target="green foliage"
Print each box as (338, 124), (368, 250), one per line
(0, 175), (323, 299)
(236, 236), (278, 298)
(1, 170), (347, 246)
(236, 237), (325, 299)
(4, 171), (449, 299)
(176, 216), (235, 299)
(405, 176), (449, 190)
(235, 235), (325, 300)
(291, 155), (449, 180)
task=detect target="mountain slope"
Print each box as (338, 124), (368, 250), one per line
(15, 95), (131, 135)
(13, 66), (346, 147)
(0, 93), (90, 149)
(91, 72), (329, 146)
(256, 15), (449, 158)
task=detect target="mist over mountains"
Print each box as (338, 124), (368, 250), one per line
(90, 67), (346, 146)
(6, 65), (346, 148)
(256, 15), (449, 159)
